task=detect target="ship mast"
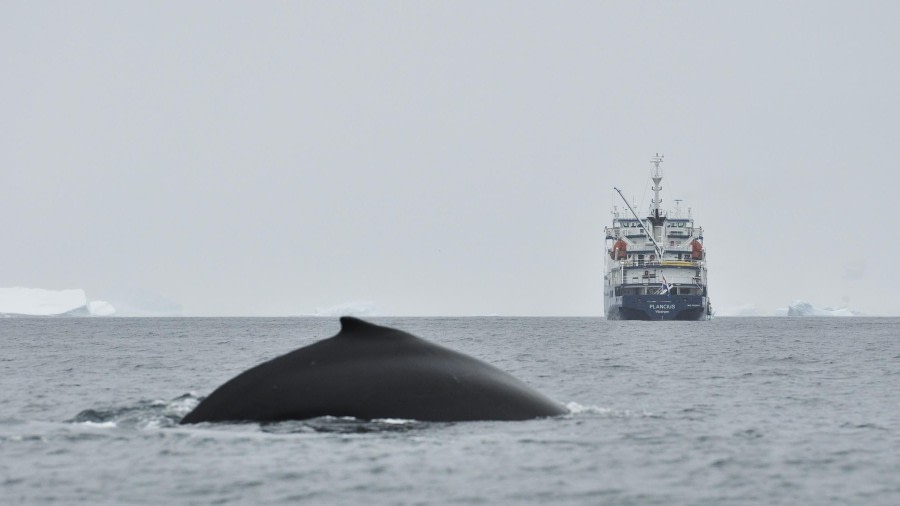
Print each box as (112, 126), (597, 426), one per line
(651, 153), (664, 219)
(613, 153), (667, 260)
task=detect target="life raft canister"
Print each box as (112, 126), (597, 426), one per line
(691, 239), (703, 260)
(611, 239), (628, 260)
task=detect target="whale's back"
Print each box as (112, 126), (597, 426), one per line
(180, 317), (565, 423)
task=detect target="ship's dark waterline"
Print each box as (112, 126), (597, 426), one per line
(2, 317), (898, 504)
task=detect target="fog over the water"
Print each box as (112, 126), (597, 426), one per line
(3, 2), (898, 316)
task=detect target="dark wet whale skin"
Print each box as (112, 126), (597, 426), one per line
(180, 317), (566, 423)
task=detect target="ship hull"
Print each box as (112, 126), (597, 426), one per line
(605, 294), (708, 321)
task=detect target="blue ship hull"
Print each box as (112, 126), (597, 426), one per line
(607, 294), (709, 321)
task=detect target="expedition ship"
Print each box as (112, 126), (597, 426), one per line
(604, 155), (711, 320)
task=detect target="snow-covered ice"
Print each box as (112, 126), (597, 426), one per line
(782, 300), (862, 317)
(88, 300), (116, 317)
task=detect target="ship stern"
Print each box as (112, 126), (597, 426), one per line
(608, 294), (707, 321)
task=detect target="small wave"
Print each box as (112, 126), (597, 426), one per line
(565, 402), (656, 418)
(77, 421), (117, 429)
(68, 393), (202, 429)
(261, 416), (430, 434)
(566, 402), (606, 414)
(373, 418), (417, 425)
(840, 422), (889, 431)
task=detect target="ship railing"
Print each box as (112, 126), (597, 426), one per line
(614, 259), (701, 268)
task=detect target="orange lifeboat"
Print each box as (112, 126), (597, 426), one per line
(611, 239), (628, 260)
(691, 239), (704, 260)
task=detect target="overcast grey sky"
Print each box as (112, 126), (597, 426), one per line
(3, 1), (898, 316)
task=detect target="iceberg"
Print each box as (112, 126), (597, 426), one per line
(782, 300), (862, 317)
(88, 300), (117, 317)
(0, 288), (115, 317)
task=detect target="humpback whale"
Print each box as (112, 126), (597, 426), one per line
(180, 317), (565, 423)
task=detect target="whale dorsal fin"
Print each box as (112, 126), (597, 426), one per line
(339, 316), (377, 333)
(335, 317), (421, 343)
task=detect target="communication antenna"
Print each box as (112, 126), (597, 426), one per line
(650, 153), (664, 218)
(674, 199), (682, 218)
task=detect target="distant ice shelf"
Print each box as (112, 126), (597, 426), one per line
(779, 300), (863, 317)
(717, 300), (865, 317)
(0, 288), (115, 317)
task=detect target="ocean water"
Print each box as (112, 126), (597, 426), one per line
(1, 317), (898, 505)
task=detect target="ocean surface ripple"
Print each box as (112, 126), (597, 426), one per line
(1, 317), (898, 505)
